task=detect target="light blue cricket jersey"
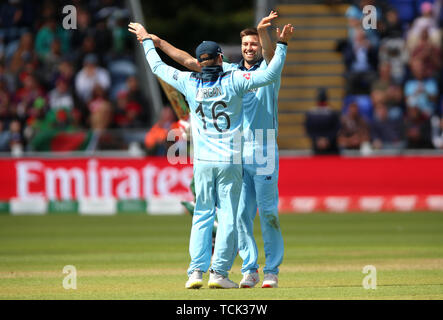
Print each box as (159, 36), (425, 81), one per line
(143, 39), (287, 163)
(223, 58), (281, 162)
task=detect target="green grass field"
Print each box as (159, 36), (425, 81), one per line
(0, 212), (442, 300)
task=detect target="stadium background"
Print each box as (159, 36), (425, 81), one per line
(0, 0), (442, 214)
(0, 0), (443, 300)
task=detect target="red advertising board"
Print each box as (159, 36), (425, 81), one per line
(1, 156), (442, 212)
(0, 157), (193, 201)
(278, 156), (443, 196)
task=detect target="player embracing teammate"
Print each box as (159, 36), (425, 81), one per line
(129, 12), (293, 289)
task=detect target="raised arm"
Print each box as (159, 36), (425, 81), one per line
(129, 22), (201, 72)
(257, 11), (278, 64)
(128, 22), (189, 94)
(151, 34), (201, 72)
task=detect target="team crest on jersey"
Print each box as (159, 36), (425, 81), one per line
(243, 73), (251, 80)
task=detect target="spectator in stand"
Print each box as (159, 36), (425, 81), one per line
(436, 0), (443, 28)
(48, 77), (74, 111)
(407, 2), (441, 51)
(126, 75), (151, 126)
(0, 79), (11, 123)
(431, 114), (443, 148)
(343, 28), (378, 95)
(9, 32), (36, 76)
(113, 90), (143, 129)
(405, 104), (433, 149)
(13, 73), (45, 124)
(404, 58), (439, 117)
(113, 90), (129, 128)
(337, 101), (371, 150)
(111, 10), (131, 58)
(410, 28), (441, 79)
(379, 8), (404, 39)
(0, 0), (35, 45)
(34, 16), (57, 60)
(305, 88), (340, 155)
(87, 84), (112, 131)
(25, 96), (47, 133)
(41, 38), (63, 87)
(144, 105), (178, 156)
(7, 119), (23, 154)
(378, 8), (408, 84)
(74, 35), (98, 71)
(69, 7), (93, 57)
(0, 63), (15, 93)
(94, 15), (113, 62)
(75, 54), (110, 104)
(0, 121), (9, 152)
(370, 103), (405, 150)
(55, 60), (75, 87)
(371, 62), (404, 119)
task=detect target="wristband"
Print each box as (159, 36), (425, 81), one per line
(277, 41), (288, 46)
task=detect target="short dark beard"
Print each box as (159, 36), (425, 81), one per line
(243, 53), (261, 68)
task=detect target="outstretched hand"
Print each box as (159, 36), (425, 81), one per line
(128, 22), (150, 43)
(257, 10), (278, 31)
(276, 24), (295, 43)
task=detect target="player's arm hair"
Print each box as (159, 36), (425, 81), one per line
(143, 39), (188, 94)
(258, 27), (275, 64)
(156, 36), (201, 72)
(256, 11), (277, 64)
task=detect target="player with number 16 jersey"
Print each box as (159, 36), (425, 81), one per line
(137, 23), (287, 286)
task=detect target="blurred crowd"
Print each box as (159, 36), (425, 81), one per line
(0, 0), (152, 154)
(306, 0), (443, 154)
(2, 0), (443, 156)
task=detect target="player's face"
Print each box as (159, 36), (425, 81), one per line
(241, 35), (262, 66)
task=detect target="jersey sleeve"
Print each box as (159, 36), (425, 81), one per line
(143, 39), (189, 95)
(222, 61), (237, 72)
(232, 42), (287, 95)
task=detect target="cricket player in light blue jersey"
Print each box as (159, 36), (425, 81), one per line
(128, 22), (292, 289)
(142, 11), (292, 288)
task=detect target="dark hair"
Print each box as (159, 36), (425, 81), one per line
(240, 28), (258, 39)
(317, 88), (328, 103)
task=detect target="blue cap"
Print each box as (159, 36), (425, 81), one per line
(195, 41), (223, 62)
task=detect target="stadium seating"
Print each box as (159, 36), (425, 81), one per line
(275, 3), (348, 150)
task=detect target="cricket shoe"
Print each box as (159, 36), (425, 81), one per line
(239, 271), (260, 288)
(208, 270), (238, 289)
(185, 270), (203, 289)
(262, 273), (278, 288)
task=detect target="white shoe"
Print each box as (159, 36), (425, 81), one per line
(262, 273), (278, 288)
(239, 271), (260, 288)
(185, 270), (203, 289)
(208, 270), (238, 289)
